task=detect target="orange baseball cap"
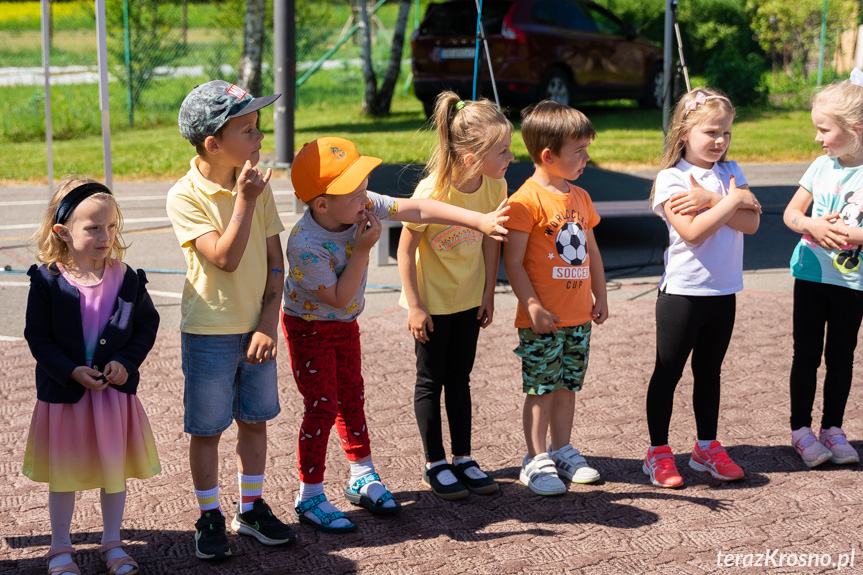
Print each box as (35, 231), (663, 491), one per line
(291, 137), (382, 203)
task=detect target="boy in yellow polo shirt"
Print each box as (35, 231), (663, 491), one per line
(166, 80), (294, 561)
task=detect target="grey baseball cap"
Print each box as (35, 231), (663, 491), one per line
(178, 80), (281, 146)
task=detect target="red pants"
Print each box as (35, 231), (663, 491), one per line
(282, 313), (371, 483)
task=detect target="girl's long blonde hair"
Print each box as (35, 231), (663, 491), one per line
(425, 91), (513, 200)
(813, 77), (863, 154)
(650, 88), (736, 203)
(33, 177), (128, 268)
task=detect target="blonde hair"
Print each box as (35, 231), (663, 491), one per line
(650, 88), (736, 203)
(425, 91), (513, 200)
(521, 100), (596, 164)
(33, 177), (128, 268)
(813, 78), (863, 153)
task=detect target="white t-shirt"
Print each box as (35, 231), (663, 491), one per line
(652, 159), (748, 296)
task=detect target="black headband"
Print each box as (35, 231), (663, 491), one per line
(53, 182), (112, 225)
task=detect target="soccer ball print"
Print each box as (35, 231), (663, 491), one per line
(555, 222), (588, 265)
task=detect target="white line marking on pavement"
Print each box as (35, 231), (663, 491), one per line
(148, 290), (183, 299)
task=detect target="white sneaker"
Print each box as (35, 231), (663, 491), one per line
(791, 427), (832, 468)
(519, 453), (566, 496)
(820, 427), (860, 464)
(549, 443), (600, 484)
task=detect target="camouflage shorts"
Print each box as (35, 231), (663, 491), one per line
(514, 322), (591, 395)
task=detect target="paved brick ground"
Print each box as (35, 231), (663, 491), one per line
(2, 289), (862, 574)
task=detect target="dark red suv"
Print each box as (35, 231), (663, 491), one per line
(411, 0), (664, 116)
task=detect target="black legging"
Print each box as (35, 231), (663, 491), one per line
(789, 279), (863, 431)
(413, 307), (481, 463)
(646, 291), (736, 446)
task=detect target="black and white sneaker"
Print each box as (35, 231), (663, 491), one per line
(194, 511), (232, 560)
(231, 498), (296, 545)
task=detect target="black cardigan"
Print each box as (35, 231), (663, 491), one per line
(24, 263), (160, 404)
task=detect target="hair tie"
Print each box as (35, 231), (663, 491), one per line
(53, 182), (112, 225)
(683, 90), (731, 118)
(850, 68), (863, 87)
(455, 100), (466, 111)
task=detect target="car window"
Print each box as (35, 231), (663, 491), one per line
(420, 1), (512, 36)
(531, 0), (595, 32)
(529, 0), (556, 26)
(558, 1), (596, 32)
(580, 4), (625, 36)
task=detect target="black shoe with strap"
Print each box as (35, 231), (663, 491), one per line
(231, 498), (296, 545)
(194, 511), (232, 560)
(422, 463), (469, 501)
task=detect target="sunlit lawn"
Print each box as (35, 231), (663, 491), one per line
(0, 98), (821, 185)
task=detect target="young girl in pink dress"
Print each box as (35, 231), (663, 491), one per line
(23, 178), (161, 575)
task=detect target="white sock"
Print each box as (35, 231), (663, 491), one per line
(298, 481), (324, 502)
(194, 485), (221, 515)
(349, 460), (375, 482)
(427, 459), (459, 485)
(697, 439), (714, 450)
(453, 456), (488, 480)
(100, 489), (133, 575)
(351, 460), (395, 508)
(48, 491), (76, 575)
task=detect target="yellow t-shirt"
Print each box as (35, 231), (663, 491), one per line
(166, 157), (285, 334)
(506, 178), (600, 329)
(398, 174), (507, 315)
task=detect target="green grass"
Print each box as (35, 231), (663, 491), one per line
(0, 97), (823, 184)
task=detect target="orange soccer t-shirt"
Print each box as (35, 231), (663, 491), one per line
(506, 178), (600, 329)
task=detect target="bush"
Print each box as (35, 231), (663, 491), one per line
(598, 0), (769, 105)
(704, 52), (768, 106)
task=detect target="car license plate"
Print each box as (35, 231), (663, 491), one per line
(440, 47), (476, 60)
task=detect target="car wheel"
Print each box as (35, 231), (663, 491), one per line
(539, 67), (574, 106)
(640, 65), (664, 109)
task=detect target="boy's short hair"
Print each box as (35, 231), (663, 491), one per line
(291, 136), (381, 203)
(178, 80), (280, 146)
(521, 101), (596, 165)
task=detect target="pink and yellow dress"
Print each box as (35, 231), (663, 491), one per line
(22, 261), (160, 493)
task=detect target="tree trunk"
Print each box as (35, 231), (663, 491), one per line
(238, 0), (266, 97)
(359, 0), (412, 117)
(357, 0), (378, 114)
(374, 0), (411, 116)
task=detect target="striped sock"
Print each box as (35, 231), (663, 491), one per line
(195, 485), (221, 515)
(238, 473), (264, 514)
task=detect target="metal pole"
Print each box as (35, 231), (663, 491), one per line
(817, 0), (828, 87)
(673, 16), (690, 92)
(95, 0), (113, 189)
(472, 0), (483, 99)
(40, 0), (54, 191)
(123, 0), (133, 127)
(473, 0), (500, 107)
(663, 0), (673, 134)
(274, 0), (295, 166)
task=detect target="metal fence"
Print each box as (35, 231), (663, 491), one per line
(0, 0), (423, 143)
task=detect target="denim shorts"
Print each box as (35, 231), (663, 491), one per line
(181, 332), (280, 436)
(514, 322), (591, 395)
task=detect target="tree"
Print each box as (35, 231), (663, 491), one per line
(238, 0), (266, 97)
(356, 0), (412, 117)
(105, 0), (184, 126)
(747, 0), (857, 80)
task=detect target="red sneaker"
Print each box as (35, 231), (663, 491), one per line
(689, 441), (744, 481)
(643, 446), (684, 488)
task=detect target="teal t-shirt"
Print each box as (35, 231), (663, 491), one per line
(790, 154), (863, 291)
